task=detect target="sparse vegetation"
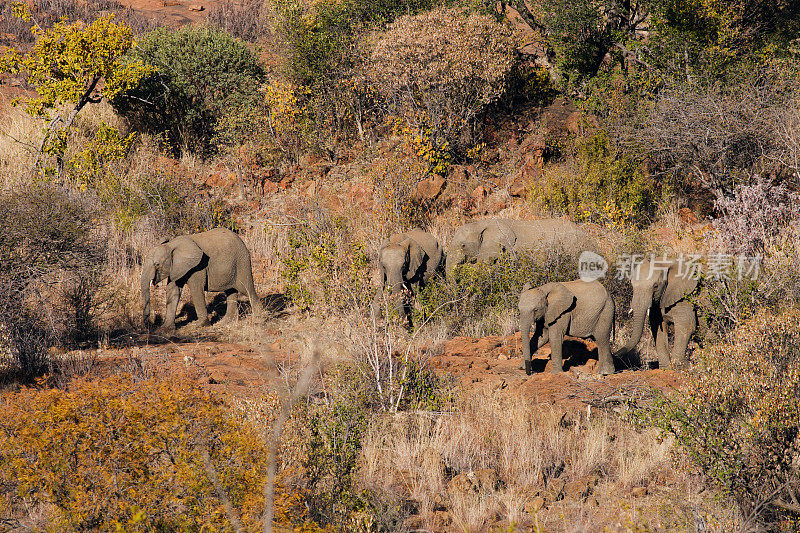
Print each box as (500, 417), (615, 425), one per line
(1, 0), (799, 530)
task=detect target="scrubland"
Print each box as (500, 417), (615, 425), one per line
(2, 0), (800, 531)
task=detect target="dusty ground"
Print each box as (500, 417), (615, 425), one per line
(81, 317), (682, 413)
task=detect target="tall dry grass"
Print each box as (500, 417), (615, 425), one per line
(360, 393), (727, 531)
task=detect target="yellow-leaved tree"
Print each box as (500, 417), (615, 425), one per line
(0, 5), (151, 175)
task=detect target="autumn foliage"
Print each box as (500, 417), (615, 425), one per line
(0, 375), (270, 531)
(649, 310), (800, 528)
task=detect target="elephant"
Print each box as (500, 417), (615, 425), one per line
(445, 218), (596, 277)
(374, 229), (443, 325)
(141, 227), (262, 330)
(615, 257), (698, 368)
(518, 280), (615, 375)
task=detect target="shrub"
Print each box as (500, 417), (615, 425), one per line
(0, 374), (269, 530)
(364, 6), (516, 153)
(278, 216), (372, 314)
(418, 248), (578, 335)
(302, 364), (372, 524)
(711, 174), (800, 256)
(276, 0), (437, 87)
(628, 78), (791, 200)
(0, 183), (100, 379)
(114, 25), (265, 156)
(531, 130), (661, 228)
(647, 309), (800, 530)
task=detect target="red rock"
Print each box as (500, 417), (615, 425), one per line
(678, 207), (700, 226)
(471, 185), (487, 201)
(413, 174), (446, 203)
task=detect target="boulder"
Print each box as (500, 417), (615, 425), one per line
(524, 495), (545, 514)
(413, 174), (447, 203)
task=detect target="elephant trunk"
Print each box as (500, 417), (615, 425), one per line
(620, 295), (650, 355)
(385, 267), (405, 316)
(520, 310), (534, 375)
(445, 250), (464, 279)
(141, 262), (154, 323)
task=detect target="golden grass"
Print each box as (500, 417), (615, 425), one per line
(360, 393), (728, 531)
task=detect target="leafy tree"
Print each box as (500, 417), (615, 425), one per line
(0, 7), (151, 174)
(276, 0), (439, 87)
(365, 6), (516, 153)
(113, 25), (265, 156)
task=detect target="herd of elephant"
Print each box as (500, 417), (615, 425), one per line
(141, 219), (699, 376)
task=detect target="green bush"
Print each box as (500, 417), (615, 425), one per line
(531, 130), (662, 228)
(645, 309), (800, 529)
(417, 249), (578, 335)
(278, 219), (372, 314)
(113, 25), (265, 156)
(276, 0), (438, 87)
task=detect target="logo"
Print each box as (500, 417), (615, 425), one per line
(578, 251), (608, 281)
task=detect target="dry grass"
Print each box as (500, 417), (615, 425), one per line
(0, 101), (39, 187)
(360, 393), (730, 531)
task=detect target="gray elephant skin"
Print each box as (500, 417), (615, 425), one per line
(141, 227), (262, 330)
(375, 229), (443, 324)
(445, 218), (595, 277)
(615, 258), (697, 367)
(519, 280), (615, 375)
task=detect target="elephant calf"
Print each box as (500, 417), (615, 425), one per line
(374, 229), (443, 326)
(141, 227), (262, 330)
(519, 280), (615, 375)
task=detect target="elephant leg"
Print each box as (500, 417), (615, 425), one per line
(655, 320), (670, 368)
(669, 301), (696, 367)
(549, 327), (564, 373)
(219, 290), (239, 325)
(649, 306), (669, 368)
(187, 275), (210, 326)
(521, 325), (550, 374)
(164, 282), (182, 331)
(595, 301), (616, 375)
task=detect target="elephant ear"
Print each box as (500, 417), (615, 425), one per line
(543, 283), (576, 325)
(168, 236), (204, 282)
(661, 262), (698, 309)
(478, 222), (515, 259)
(406, 240), (426, 278)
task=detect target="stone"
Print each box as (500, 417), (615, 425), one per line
(631, 486), (648, 498)
(471, 185), (487, 201)
(563, 478), (592, 501)
(472, 468), (500, 492)
(429, 510), (452, 529)
(524, 495), (545, 514)
(509, 150), (544, 197)
(678, 207), (700, 226)
(403, 515), (424, 530)
(446, 473), (475, 496)
(449, 165), (470, 184)
(413, 174), (447, 203)
(566, 111), (584, 135)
